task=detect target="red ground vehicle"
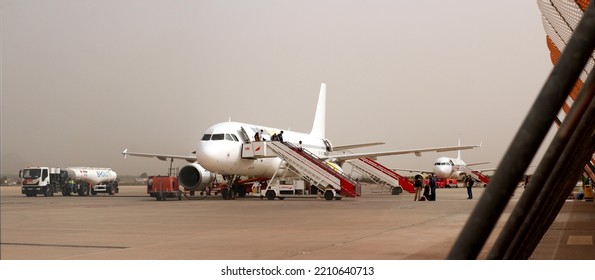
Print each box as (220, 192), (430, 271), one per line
(424, 178), (458, 188)
(147, 176), (182, 201)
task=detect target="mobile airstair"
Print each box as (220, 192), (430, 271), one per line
(458, 165), (490, 185)
(347, 157), (415, 194)
(244, 141), (360, 200)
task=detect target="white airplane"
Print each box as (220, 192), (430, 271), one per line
(394, 137), (492, 187)
(122, 83), (480, 195)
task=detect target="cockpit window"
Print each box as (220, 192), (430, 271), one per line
(211, 134), (225, 140)
(202, 133), (239, 141)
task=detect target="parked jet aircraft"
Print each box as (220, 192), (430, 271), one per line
(393, 137), (492, 186)
(123, 83), (480, 194)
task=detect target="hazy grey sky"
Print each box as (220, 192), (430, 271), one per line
(1, 0), (555, 176)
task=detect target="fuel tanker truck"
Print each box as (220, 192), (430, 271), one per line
(20, 167), (118, 197)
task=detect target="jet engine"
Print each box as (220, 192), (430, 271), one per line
(178, 163), (214, 191)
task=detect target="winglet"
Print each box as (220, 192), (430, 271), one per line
(122, 149), (128, 159)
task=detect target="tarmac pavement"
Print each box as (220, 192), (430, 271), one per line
(1, 184), (593, 260)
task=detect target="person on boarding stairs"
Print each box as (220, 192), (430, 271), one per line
(254, 131), (261, 141)
(297, 140), (303, 151)
(278, 131), (284, 143)
(414, 174), (423, 201)
(260, 130), (266, 141)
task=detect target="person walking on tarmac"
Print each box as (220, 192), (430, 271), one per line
(413, 174), (423, 201)
(465, 176), (474, 199)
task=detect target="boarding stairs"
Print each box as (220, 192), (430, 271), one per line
(263, 141), (360, 197)
(347, 157), (415, 194)
(458, 165), (490, 185)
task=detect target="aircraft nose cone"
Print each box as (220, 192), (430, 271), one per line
(197, 142), (218, 163)
(434, 166), (451, 179)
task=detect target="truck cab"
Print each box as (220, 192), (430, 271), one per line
(20, 167), (67, 197)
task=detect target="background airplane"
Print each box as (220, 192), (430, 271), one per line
(393, 137), (491, 187)
(123, 83), (481, 196)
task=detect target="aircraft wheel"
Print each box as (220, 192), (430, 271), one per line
(221, 188), (230, 200)
(237, 187), (246, 198)
(324, 190), (334, 201)
(266, 190), (276, 200)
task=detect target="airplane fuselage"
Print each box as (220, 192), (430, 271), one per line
(433, 156), (467, 179)
(196, 121), (331, 178)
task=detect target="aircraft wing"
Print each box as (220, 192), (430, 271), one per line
(476, 167), (497, 173)
(466, 161), (490, 167)
(391, 167), (434, 174)
(122, 149), (197, 163)
(333, 142), (385, 151)
(324, 144), (480, 162)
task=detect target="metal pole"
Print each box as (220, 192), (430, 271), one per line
(447, 1), (595, 259)
(514, 93), (595, 259)
(489, 65), (595, 259)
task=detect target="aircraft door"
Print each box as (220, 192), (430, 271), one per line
(323, 139), (333, 153)
(239, 127), (251, 144)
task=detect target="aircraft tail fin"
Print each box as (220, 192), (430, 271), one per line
(309, 83), (326, 138)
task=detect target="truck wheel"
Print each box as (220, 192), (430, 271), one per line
(324, 190), (334, 200)
(91, 189), (97, 196)
(177, 190), (182, 200)
(265, 190), (276, 200)
(26, 193), (35, 197)
(78, 188), (86, 196)
(108, 187), (114, 195)
(162, 195), (167, 201)
(44, 187), (52, 197)
(156, 196), (162, 201)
